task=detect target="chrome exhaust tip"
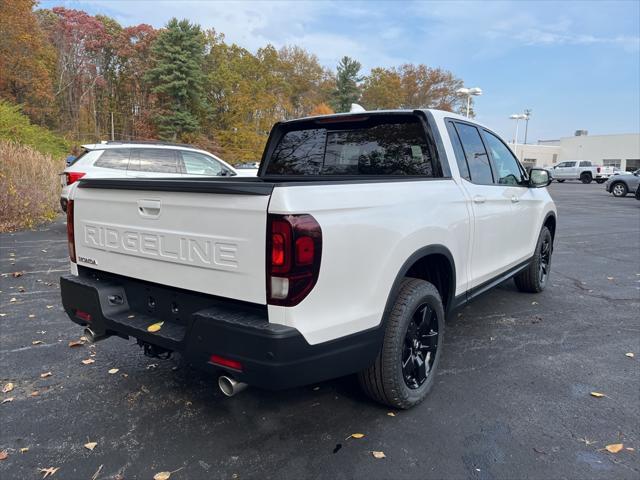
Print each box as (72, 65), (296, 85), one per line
(83, 327), (110, 343)
(218, 375), (248, 397)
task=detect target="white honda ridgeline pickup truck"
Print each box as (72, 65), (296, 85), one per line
(61, 110), (556, 409)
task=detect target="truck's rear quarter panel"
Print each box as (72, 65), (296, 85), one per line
(268, 179), (471, 344)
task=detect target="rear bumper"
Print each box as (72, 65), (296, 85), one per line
(60, 269), (381, 390)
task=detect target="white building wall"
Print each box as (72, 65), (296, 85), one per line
(558, 134), (640, 171)
(509, 133), (640, 171)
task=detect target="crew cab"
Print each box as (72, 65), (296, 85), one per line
(60, 110), (557, 409)
(551, 160), (614, 184)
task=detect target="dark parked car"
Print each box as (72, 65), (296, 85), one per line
(605, 169), (640, 197)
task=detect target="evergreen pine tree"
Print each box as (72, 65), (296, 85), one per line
(330, 56), (362, 112)
(146, 18), (205, 140)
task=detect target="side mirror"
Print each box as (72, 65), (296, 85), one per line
(529, 168), (551, 188)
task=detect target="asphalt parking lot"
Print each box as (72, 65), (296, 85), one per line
(1, 182), (639, 480)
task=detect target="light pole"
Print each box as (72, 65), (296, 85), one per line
(523, 109), (532, 144)
(456, 87), (483, 117)
(509, 113), (528, 156)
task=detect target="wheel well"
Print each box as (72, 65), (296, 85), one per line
(544, 214), (556, 240)
(581, 171), (592, 177)
(405, 253), (454, 310)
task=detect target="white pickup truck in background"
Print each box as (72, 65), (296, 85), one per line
(60, 109), (557, 409)
(551, 160), (615, 184)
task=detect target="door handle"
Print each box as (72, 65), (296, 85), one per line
(511, 196), (520, 203)
(137, 199), (161, 218)
(473, 195), (486, 204)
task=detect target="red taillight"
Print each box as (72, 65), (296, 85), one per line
(209, 354), (243, 371)
(66, 172), (85, 185)
(266, 214), (322, 306)
(597, 167), (601, 173)
(67, 199), (76, 263)
(74, 309), (91, 322)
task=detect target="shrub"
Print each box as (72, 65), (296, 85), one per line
(0, 101), (69, 158)
(0, 141), (63, 232)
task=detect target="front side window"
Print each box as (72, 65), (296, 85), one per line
(94, 149), (130, 170)
(565, 161), (577, 167)
(265, 116), (436, 176)
(181, 151), (226, 176)
(483, 130), (525, 186)
(453, 122), (493, 185)
(129, 149), (179, 173)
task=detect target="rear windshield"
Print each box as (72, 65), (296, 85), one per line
(264, 115), (437, 176)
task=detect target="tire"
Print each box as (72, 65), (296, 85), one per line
(556, 179), (565, 183)
(595, 179), (606, 184)
(514, 226), (553, 293)
(580, 173), (592, 184)
(359, 278), (444, 409)
(611, 182), (628, 197)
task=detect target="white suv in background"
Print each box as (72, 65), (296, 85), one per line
(60, 142), (257, 211)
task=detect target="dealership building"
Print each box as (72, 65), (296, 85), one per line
(509, 131), (640, 172)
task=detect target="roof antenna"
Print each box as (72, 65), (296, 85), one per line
(349, 103), (366, 113)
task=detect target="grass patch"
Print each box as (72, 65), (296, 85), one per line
(0, 141), (63, 232)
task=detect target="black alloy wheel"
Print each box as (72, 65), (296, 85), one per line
(538, 234), (551, 286)
(402, 304), (439, 389)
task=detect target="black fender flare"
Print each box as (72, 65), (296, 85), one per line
(381, 245), (456, 324)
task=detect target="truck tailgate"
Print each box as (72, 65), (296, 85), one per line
(72, 179), (272, 304)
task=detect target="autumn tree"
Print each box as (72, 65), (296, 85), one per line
(309, 103), (334, 115)
(399, 64), (465, 112)
(331, 56), (362, 112)
(0, 0), (54, 116)
(360, 68), (403, 110)
(146, 18), (205, 140)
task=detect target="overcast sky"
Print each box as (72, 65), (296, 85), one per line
(42, 0), (640, 143)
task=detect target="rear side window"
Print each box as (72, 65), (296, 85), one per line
(265, 116), (437, 176)
(446, 121), (470, 181)
(181, 151), (226, 176)
(579, 161), (591, 167)
(94, 149), (130, 170)
(129, 149), (180, 173)
(453, 123), (494, 185)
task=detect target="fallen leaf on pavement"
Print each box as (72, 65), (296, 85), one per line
(82, 359), (95, 365)
(68, 339), (85, 348)
(40, 372), (52, 378)
(10, 298), (17, 303)
(12, 271), (23, 277)
(28, 314), (35, 318)
(607, 276), (614, 280)
(371, 451), (386, 459)
(32, 340), (44, 345)
(2, 383), (14, 393)
(128, 314), (135, 319)
(20, 447), (28, 453)
(605, 443), (624, 453)
(1, 397), (14, 404)
(0, 451), (7, 460)
(387, 412), (396, 417)
(531, 301), (538, 305)
(84, 442), (97, 451)
(108, 368), (119, 374)
(18, 286), (25, 292)
(590, 392), (605, 398)
(626, 352), (635, 358)
(627, 447), (635, 451)
(30, 391), (39, 397)
(0, 313), (6, 317)
(39, 467), (60, 478)
(153, 472), (172, 480)
(147, 321), (164, 333)
(349, 433), (365, 439)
